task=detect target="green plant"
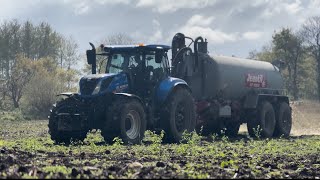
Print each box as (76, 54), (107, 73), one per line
(253, 125), (262, 139)
(112, 137), (124, 146)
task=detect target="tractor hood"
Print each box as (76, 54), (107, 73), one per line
(79, 73), (129, 96)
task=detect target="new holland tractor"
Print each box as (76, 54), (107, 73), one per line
(48, 33), (292, 144)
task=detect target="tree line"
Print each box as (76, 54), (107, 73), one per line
(1, 17), (320, 119)
(248, 16), (320, 101)
(0, 20), (79, 118)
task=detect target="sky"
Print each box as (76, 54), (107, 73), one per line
(0, 0), (320, 60)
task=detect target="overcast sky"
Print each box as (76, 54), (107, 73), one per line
(1, 0), (320, 59)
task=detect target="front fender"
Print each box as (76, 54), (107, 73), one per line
(113, 93), (144, 105)
(57, 92), (79, 98)
(156, 77), (190, 104)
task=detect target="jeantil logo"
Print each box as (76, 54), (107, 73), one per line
(245, 73), (267, 88)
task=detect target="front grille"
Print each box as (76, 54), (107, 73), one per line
(80, 79), (99, 95)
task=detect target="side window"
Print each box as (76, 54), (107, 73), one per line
(109, 54), (125, 73)
(145, 54), (163, 70)
(145, 53), (165, 81)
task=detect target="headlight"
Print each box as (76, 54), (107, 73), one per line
(92, 80), (102, 95)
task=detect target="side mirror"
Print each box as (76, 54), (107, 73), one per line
(86, 49), (96, 65)
(155, 51), (163, 63)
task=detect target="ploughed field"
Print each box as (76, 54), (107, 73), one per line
(0, 101), (320, 179)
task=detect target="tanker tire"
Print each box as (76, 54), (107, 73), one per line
(161, 87), (196, 143)
(247, 101), (276, 138)
(273, 102), (292, 137)
(48, 99), (87, 145)
(225, 123), (241, 137)
(102, 98), (146, 145)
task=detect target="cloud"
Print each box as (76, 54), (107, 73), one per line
(136, 0), (217, 13)
(148, 19), (163, 42)
(260, 0), (304, 19)
(186, 15), (215, 27)
(62, 0), (131, 15)
(242, 31), (264, 40)
(175, 14), (237, 44)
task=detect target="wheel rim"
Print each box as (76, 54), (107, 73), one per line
(125, 110), (141, 140)
(175, 102), (186, 132)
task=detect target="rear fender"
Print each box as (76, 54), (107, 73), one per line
(156, 77), (191, 104)
(244, 93), (290, 109)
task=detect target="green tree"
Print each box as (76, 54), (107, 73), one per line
(301, 16), (320, 101)
(272, 28), (304, 100)
(22, 57), (78, 118)
(7, 55), (35, 108)
(0, 19), (79, 109)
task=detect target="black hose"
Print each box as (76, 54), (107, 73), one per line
(171, 47), (192, 76)
(194, 37), (204, 69)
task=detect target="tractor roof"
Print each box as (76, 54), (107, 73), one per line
(102, 44), (171, 52)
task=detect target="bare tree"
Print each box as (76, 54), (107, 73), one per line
(301, 16), (320, 101)
(58, 35), (79, 70)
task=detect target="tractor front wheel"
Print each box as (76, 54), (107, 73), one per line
(48, 99), (87, 144)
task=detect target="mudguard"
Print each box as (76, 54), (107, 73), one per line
(156, 77), (190, 104)
(244, 93), (290, 109)
(57, 92), (79, 97)
(113, 93), (143, 105)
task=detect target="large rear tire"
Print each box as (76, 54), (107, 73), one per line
(48, 98), (87, 144)
(102, 98), (146, 145)
(273, 102), (292, 137)
(161, 87), (196, 143)
(247, 101), (276, 138)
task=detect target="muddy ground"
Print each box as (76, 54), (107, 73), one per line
(0, 100), (319, 179)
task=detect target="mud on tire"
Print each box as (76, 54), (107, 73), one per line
(161, 87), (196, 143)
(102, 97), (146, 145)
(273, 102), (292, 137)
(247, 101), (276, 138)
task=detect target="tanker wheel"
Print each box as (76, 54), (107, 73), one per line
(48, 99), (87, 144)
(273, 102), (292, 137)
(225, 122), (241, 137)
(247, 101), (276, 138)
(102, 98), (146, 145)
(161, 87), (196, 143)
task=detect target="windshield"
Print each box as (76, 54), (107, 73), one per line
(106, 53), (141, 74)
(105, 50), (168, 74)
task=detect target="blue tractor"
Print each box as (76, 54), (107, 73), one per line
(48, 42), (196, 144)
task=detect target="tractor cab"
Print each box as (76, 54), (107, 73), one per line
(85, 43), (171, 97)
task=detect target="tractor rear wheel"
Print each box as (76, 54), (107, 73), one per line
(273, 102), (292, 137)
(102, 98), (146, 145)
(161, 87), (196, 143)
(48, 98), (87, 144)
(247, 101), (276, 138)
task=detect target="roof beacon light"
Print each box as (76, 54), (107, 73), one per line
(138, 43), (145, 47)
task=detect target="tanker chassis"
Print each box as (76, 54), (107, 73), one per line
(48, 33), (292, 144)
